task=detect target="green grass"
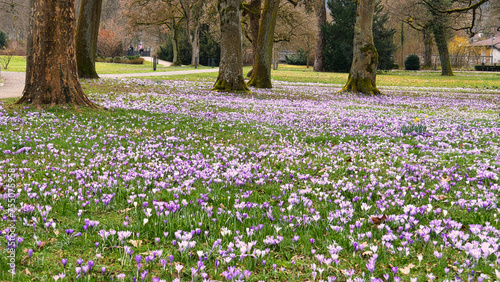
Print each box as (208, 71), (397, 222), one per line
(0, 56), (212, 74)
(0, 56), (27, 72)
(1, 79), (499, 281)
(141, 65), (500, 90)
(3, 56), (499, 90)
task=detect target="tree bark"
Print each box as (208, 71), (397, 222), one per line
(172, 20), (182, 66)
(76, 0), (102, 79)
(313, 0), (326, 72)
(341, 0), (380, 95)
(16, 0), (97, 109)
(213, 0), (249, 92)
(191, 24), (200, 65)
(244, 0), (262, 77)
(432, 19), (453, 76)
(247, 0), (280, 88)
(184, 0), (203, 66)
(422, 25), (432, 68)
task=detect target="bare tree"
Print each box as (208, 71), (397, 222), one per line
(213, 0), (249, 91)
(341, 0), (380, 95)
(76, 0), (103, 79)
(180, 0), (204, 65)
(16, 0), (97, 109)
(122, 0), (184, 65)
(313, 0), (325, 71)
(247, 0), (281, 88)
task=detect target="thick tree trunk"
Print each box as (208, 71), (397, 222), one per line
(245, 0), (262, 77)
(341, 0), (380, 95)
(24, 0), (35, 87)
(247, 0), (280, 88)
(191, 25), (200, 66)
(185, 1), (202, 66)
(16, 0), (97, 109)
(76, 0), (102, 79)
(313, 0), (326, 72)
(432, 20), (453, 76)
(213, 0), (249, 92)
(422, 25), (432, 68)
(172, 22), (182, 66)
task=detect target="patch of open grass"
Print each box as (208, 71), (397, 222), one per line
(1, 78), (499, 281)
(0, 56), (212, 74)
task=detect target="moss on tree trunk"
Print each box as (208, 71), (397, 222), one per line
(172, 23), (182, 66)
(244, 0), (262, 77)
(75, 0), (102, 79)
(213, 0), (249, 92)
(432, 20), (453, 76)
(422, 25), (433, 68)
(16, 0), (98, 109)
(341, 0), (380, 95)
(247, 0), (280, 89)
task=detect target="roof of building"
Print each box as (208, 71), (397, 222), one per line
(470, 32), (500, 48)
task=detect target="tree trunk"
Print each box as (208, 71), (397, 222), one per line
(16, 0), (97, 109)
(213, 0), (249, 92)
(247, 0), (280, 88)
(245, 0), (262, 77)
(422, 25), (432, 68)
(191, 24), (200, 66)
(313, 0), (326, 72)
(341, 0), (380, 95)
(172, 22), (182, 66)
(432, 20), (453, 76)
(185, 0), (203, 66)
(76, 0), (102, 79)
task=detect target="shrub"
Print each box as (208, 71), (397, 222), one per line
(126, 55), (141, 60)
(128, 58), (144, 64)
(97, 28), (123, 58)
(285, 49), (309, 65)
(474, 65), (500, 71)
(0, 31), (7, 49)
(404, 54), (420, 70)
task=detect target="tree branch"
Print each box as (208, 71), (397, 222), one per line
(422, 0), (489, 14)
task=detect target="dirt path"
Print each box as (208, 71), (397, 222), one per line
(0, 72), (25, 99)
(0, 68), (219, 99)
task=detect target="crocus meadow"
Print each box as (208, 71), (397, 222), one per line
(0, 78), (499, 281)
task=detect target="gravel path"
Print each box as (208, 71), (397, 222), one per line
(0, 71), (26, 99)
(0, 68), (219, 99)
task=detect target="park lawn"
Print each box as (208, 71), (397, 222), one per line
(142, 65), (500, 90)
(0, 56), (211, 74)
(1, 78), (499, 281)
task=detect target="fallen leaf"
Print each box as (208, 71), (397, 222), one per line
(21, 268), (31, 276)
(140, 250), (155, 256)
(362, 250), (373, 257)
(441, 176), (451, 182)
(129, 240), (143, 248)
(438, 195), (447, 200)
(118, 208), (132, 214)
(400, 263), (415, 275)
(371, 214), (387, 225)
(53, 229), (60, 236)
